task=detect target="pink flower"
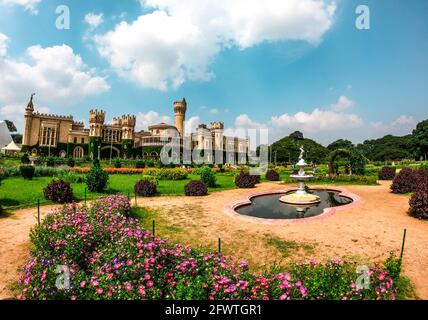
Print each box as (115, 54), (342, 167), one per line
(96, 288), (103, 294)
(126, 259), (133, 266)
(147, 280), (154, 288)
(125, 283), (132, 292)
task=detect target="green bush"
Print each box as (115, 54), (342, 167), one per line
(21, 153), (30, 165)
(199, 167), (216, 187)
(114, 158), (122, 168)
(20, 165), (35, 180)
(86, 166), (109, 192)
(46, 157), (55, 167)
(67, 158), (75, 168)
(145, 168), (188, 180)
(135, 160), (145, 169)
(92, 158), (100, 168)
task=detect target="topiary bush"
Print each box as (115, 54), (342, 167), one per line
(184, 180), (208, 196)
(199, 167), (216, 187)
(378, 166), (396, 180)
(135, 160), (145, 169)
(415, 169), (428, 192)
(409, 191), (428, 220)
(46, 157), (55, 167)
(114, 158), (122, 168)
(20, 165), (35, 180)
(134, 179), (157, 197)
(21, 153), (30, 165)
(67, 157), (75, 168)
(391, 168), (416, 194)
(266, 169), (280, 181)
(92, 158), (100, 168)
(235, 171), (258, 188)
(86, 166), (109, 192)
(43, 179), (74, 203)
(391, 168), (428, 194)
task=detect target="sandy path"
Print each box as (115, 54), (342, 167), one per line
(0, 204), (61, 299)
(1, 181), (427, 299)
(138, 181), (428, 299)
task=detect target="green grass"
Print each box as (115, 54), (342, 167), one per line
(0, 173), (238, 211)
(263, 235), (315, 258)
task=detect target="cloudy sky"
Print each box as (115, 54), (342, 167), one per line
(0, 0), (427, 145)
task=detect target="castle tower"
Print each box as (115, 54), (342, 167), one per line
(22, 93), (35, 147)
(210, 122), (224, 151)
(174, 98), (187, 138)
(89, 109), (105, 160)
(120, 114), (136, 159)
(120, 114), (136, 140)
(89, 109), (105, 137)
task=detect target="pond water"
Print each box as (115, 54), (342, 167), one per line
(235, 190), (352, 220)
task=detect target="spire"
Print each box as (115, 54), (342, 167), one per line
(26, 93), (35, 111)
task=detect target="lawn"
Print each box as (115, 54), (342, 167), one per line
(0, 173), (238, 210)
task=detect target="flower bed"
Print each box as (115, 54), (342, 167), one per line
(71, 167), (146, 174)
(19, 195), (397, 300)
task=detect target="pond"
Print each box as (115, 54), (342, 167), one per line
(235, 189), (353, 220)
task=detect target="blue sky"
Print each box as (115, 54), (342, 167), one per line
(0, 0), (427, 145)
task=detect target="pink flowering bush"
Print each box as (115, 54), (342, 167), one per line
(19, 195), (397, 300)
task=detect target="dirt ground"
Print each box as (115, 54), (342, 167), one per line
(0, 181), (427, 299)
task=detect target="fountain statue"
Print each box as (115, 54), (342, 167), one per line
(279, 146), (321, 205)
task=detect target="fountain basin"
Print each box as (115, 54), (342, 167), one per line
(224, 188), (361, 223)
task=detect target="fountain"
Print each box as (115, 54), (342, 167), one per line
(279, 146), (321, 205)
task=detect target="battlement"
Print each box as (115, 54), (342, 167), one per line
(120, 114), (136, 127)
(210, 121), (224, 130)
(33, 112), (74, 121)
(89, 109), (105, 124)
(174, 98), (187, 114)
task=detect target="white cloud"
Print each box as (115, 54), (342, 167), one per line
(136, 111), (171, 131)
(95, 0), (336, 90)
(208, 108), (219, 114)
(85, 13), (104, 29)
(185, 116), (201, 134)
(0, 36), (110, 129)
(0, 33), (8, 57)
(0, 0), (41, 14)
(223, 96), (364, 144)
(330, 95), (354, 112)
(369, 115), (416, 137)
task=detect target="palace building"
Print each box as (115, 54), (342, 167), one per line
(22, 94), (250, 163)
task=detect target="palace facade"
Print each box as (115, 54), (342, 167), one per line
(22, 95), (249, 163)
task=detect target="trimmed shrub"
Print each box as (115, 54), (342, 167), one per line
(86, 166), (109, 192)
(378, 166), (396, 180)
(134, 179), (157, 197)
(199, 167), (216, 187)
(114, 159), (122, 168)
(43, 179), (74, 204)
(184, 180), (208, 196)
(235, 171), (258, 188)
(419, 164), (428, 173)
(409, 190), (428, 219)
(409, 191), (428, 219)
(92, 158), (100, 168)
(67, 158), (75, 168)
(145, 168), (188, 180)
(21, 153), (30, 164)
(135, 160), (145, 169)
(46, 157), (55, 167)
(20, 165), (35, 180)
(266, 169), (280, 181)
(391, 168), (416, 194)
(391, 168), (428, 194)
